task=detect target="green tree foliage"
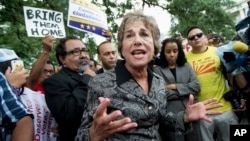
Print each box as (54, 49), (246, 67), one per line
(92, 0), (134, 41)
(0, 0), (94, 68)
(0, 0), (240, 68)
(167, 0), (236, 41)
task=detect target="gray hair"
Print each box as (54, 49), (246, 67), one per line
(117, 10), (161, 59)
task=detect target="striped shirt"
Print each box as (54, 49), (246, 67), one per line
(0, 72), (32, 140)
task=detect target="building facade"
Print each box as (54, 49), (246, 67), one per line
(229, 0), (249, 23)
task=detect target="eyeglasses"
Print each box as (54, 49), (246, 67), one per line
(66, 48), (89, 56)
(188, 33), (204, 41)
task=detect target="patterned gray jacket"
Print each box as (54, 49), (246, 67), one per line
(75, 61), (190, 141)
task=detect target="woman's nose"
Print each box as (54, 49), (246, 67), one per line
(134, 34), (142, 46)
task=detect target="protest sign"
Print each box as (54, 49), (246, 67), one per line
(20, 87), (57, 141)
(23, 6), (65, 38)
(67, 0), (108, 37)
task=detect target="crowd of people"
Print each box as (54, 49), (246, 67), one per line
(1, 8), (250, 141)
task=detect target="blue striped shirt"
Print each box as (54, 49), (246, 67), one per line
(0, 72), (32, 140)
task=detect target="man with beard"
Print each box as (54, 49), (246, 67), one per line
(43, 36), (96, 141)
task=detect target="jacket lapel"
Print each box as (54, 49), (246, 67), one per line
(62, 67), (82, 82)
(161, 68), (176, 83)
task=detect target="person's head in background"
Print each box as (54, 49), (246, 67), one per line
(55, 36), (90, 73)
(89, 58), (97, 71)
(206, 30), (223, 47)
(117, 10), (161, 68)
(0, 48), (29, 95)
(0, 48), (21, 74)
(97, 41), (117, 70)
(206, 29), (213, 40)
(175, 32), (184, 43)
(159, 38), (187, 68)
(37, 61), (55, 84)
(186, 26), (208, 53)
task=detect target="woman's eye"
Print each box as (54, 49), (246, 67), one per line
(173, 50), (178, 53)
(126, 34), (133, 38)
(142, 33), (148, 37)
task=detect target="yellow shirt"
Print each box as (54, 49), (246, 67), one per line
(186, 46), (232, 112)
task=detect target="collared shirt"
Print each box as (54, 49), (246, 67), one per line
(75, 60), (189, 141)
(0, 72), (32, 140)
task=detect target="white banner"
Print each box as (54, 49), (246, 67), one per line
(20, 87), (57, 141)
(23, 6), (65, 38)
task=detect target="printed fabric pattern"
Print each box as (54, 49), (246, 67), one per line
(75, 62), (189, 141)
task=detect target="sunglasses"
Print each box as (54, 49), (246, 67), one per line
(188, 33), (204, 41)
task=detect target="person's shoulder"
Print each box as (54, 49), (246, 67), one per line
(49, 71), (63, 79)
(96, 68), (104, 74)
(152, 68), (164, 80)
(153, 65), (163, 74)
(185, 51), (192, 56)
(207, 46), (218, 52)
(95, 70), (115, 80)
(152, 71), (166, 87)
(90, 71), (115, 86)
(183, 62), (194, 71)
(43, 70), (63, 84)
(50, 67), (75, 79)
(207, 46), (219, 55)
(153, 65), (162, 70)
(184, 62), (191, 67)
(208, 46), (217, 49)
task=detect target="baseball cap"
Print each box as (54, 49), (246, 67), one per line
(0, 48), (19, 62)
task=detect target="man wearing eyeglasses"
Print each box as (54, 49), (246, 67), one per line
(43, 36), (96, 141)
(185, 26), (238, 141)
